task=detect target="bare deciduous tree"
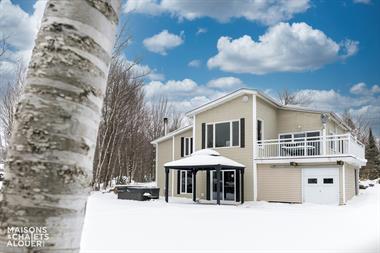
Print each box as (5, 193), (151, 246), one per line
(0, 35), (8, 58)
(277, 88), (308, 106)
(0, 62), (26, 147)
(92, 61), (184, 188)
(0, 1), (121, 252)
(341, 109), (370, 144)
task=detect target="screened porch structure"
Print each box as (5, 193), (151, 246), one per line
(164, 149), (245, 205)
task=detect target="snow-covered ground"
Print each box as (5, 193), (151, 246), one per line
(81, 186), (380, 253)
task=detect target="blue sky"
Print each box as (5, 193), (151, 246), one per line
(1, 0), (379, 136)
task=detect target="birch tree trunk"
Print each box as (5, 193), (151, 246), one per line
(0, 0), (120, 252)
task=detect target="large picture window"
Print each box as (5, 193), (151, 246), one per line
(206, 120), (240, 148)
(215, 122), (230, 147)
(180, 170), (192, 194)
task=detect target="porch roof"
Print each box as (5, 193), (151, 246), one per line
(164, 149), (245, 169)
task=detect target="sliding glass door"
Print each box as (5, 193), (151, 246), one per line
(211, 170), (235, 202)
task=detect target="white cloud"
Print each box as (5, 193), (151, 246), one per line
(188, 59), (201, 68)
(196, 28), (207, 35)
(207, 22), (359, 74)
(371, 85), (380, 94)
(144, 77), (239, 112)
(350, 82), (380, 95)
(207, 77), (243, 89)
(143, 30), (183, 55)
(124, 0), (310, 25)
(292, 87), (380, 136)
(0, 0), (46, 82)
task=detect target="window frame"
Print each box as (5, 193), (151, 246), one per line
(184, 137), (193, 156)
(278, 130), (321, 141)
(180, 170), (193, 194)
(257, 118), (264, 143)
(205, 120), (240, 149)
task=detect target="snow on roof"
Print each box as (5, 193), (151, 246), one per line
(164, 149), (245, 168)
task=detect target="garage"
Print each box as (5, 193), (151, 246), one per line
(302, 168), (340, 205)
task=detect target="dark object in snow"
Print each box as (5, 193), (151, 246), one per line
(359, 184), (368, 189)
(369, 183), (375, 187)
(116, 186), (160, 201)
(0, 172), (4, 181)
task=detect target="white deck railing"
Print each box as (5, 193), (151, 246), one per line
(256, 134), (365, 160)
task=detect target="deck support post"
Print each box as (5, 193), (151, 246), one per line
(241, 169), (245, 204)
(216, 166), (221, 205)
(192, 169), (197, 202)
(165, 167), (169, 203)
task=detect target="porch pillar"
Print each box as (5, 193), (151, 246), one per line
(165, 167), (169, 203)
(241, 169), (244, 204)
(216, 166), (221, 205)
(192, 169), (197, 202)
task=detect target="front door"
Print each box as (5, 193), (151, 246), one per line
(211, 170), (236, 202)
(303, 168), (339, 205)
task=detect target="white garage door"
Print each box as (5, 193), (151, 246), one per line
(303, 168), (339, 205)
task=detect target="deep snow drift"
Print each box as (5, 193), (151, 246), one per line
(80, 186), (380, 253)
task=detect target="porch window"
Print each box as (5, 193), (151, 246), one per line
(180, 170), (192, 194)
(279, 131), (321, 156)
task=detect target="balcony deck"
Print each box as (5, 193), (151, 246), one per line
(255, 134), (365, 162)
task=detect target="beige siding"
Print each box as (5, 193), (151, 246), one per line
(173, 129), (207, 199)
(156, 138), (173, 196)
(195, 94), (254, 201)
(257, 165), (302, 203)
(256, 97), (278, 139)
(345, 164), (357, 201)
(277, 109), (322, 134)
(156, 128), (207, 199)
(327, 119), (346, 135)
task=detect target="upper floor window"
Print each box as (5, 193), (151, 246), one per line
(257, 119), (263, 142)
(181, 137), (193, 157)
(206, 120), (240, 148)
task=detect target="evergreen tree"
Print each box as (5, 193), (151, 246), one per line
(361, 128), (380, 180)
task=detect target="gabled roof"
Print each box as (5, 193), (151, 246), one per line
(186, 88), (351, 131)
(151, 88), (352, 144)
(150, 125), (192, 145)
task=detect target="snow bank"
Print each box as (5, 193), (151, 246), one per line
(80, 186), (380, 253)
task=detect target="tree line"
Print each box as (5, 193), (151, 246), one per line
(0, 36), (183, 190)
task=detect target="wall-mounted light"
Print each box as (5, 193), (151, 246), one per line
(290, 162), (298, 166)
(337, 160), (344, 165)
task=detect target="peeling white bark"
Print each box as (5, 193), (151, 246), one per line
(0, 0), (120, 252)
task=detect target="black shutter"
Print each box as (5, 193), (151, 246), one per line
(235, 170), (240, 202)
(177, 171), (181, 194)
(206, 171), (210, 200)
(201, 123), (206, 149)
(240, 118), (245, 148)
(181, 137), (184, 157)
(190, 138), (193, 154)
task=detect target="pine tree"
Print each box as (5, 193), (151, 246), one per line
(361, 128), (380, 180)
